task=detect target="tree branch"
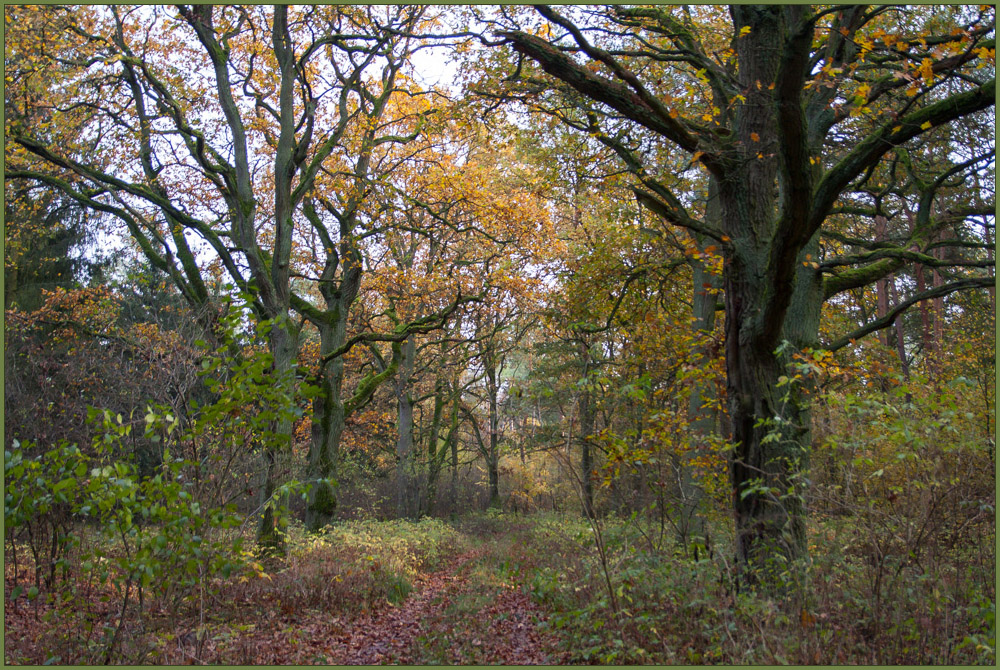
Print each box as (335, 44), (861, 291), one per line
(497, 28), (706, 158)
(825, 276), (995, 351)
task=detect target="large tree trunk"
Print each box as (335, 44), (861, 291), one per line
(875, 216), (891, 348)
(888, 277), (913, 385)
(486, 363), (501, 509)
(724, 260), (822, 576)
(421, 375), (446, 516)
(722, 6), (821, 576)
(449, 417), (460, 514)
(304, 223), (365, 532)
(930, 238), (944, 377)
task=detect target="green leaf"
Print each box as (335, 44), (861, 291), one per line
(52, 478), (75, 493)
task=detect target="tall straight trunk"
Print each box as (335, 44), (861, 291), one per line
(985, 221), (996, 313)
(888, 278), (913, 403)
(978, 174), (995, 312)
(449, 416), (460, 513)
(983, 225), (997, 314)
(915, 262), (934, 357)
(424, 378), (458, 516)
(306, 315), (346, 531)
(258, 315), (299, 547)
(394, 335), (417, 519)
(888, 276), (910, 374)
(486, 364), (501, 509)
(579, 383), (596, 519)
(574, 341), (597, 518)
(931, 242), (944, 375)
(877, 279), (891, 347)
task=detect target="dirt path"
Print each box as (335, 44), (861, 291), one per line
(230, 547), (564, 665)
(335, 548), (487, 664)
(332, 548), (564, 665)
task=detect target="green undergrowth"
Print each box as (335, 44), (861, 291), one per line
(7, 508), (992, 665)
(463, 511), (995, 665)
(239, 517), (468, 612)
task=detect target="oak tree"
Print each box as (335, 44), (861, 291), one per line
(487, 4), (995, 572)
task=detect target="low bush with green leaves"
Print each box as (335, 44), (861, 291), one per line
(5, 428), (250, 664)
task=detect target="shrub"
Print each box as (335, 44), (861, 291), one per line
(5, 430), (250, 663)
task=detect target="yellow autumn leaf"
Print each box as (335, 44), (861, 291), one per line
(920, 120), (932, 130)
(918, 57), (935, 85)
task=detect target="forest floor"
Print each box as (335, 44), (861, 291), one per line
(5, 516), (571, 665)
(211, 545), (566, 665)
(6, 510), (994, 665)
